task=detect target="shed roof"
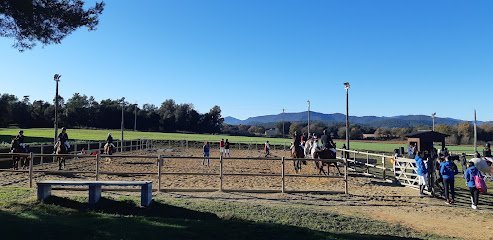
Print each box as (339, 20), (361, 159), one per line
(406, 131), (449, 141)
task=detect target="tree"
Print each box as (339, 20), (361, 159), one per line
(457, 122), (473, 145)
(0, 0), (105, 51)
(275, 121), (291, 136)
(289, 123), (302, 136)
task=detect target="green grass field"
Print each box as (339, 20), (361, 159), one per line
(0, 128), (477, 154)
(0, 187), (446, 240)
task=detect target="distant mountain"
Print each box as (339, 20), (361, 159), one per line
(224, 112), (469, 128)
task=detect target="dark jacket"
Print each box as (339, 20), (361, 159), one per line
(58, 132), (68, 143)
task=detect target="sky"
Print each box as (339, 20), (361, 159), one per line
(1, 0), (492, 121)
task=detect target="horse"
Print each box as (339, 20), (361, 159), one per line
(291, 143), (305, 173)
(104, 143), (115, 163)
(55, 141), (68, 170)
(306, 140), (340, 176)
(10, 138), (29, 169)
(471, 157), (493, 181)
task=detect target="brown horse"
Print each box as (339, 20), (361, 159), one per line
(10, 138), (29, 169)
(313, 148), (341, 176)
(291, 143), (305, 173)
(55, 141), (68, 170)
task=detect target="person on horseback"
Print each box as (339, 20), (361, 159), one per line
(320, 130), (335, 149)
(16, 130), (28, 153)
(57, 127), (70, 151)
(483, 142), (491, 158)
(105, 133), (115, 154)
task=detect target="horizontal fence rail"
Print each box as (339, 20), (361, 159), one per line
(0, 151), (349, 194)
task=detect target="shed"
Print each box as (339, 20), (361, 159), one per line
(406, 131), (449, 153)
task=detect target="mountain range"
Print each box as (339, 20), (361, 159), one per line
(224, 111), (479, 128)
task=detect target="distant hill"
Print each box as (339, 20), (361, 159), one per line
(224, 111), (470, 128)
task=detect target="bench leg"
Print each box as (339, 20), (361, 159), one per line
(37, 184), (52, 202)
(141, 183), (152, 207)
(89, 185), (102, 205)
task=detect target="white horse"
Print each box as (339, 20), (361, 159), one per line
(470, 157), (493, 181)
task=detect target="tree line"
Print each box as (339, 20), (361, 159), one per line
(0, 92), (223, 134)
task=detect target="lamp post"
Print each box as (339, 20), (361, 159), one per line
(121, 99), (125, 152)
(134, 103), (138, 131)
(474, 110), (478, 153)
(282, 108), (285, 138)
(431, 113), (436, 131)
(53, 74), (61, 145)
(307, 100), (311, 137)
(344, 82), (350, 151)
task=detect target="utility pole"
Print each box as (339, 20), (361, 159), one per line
(282, 108), (285, 138)
(134, 103), (137, 131)
(121, 99), (125, 152)
(307, 100), (310, 137)
(432, 113), (436, 131)
(53, 74), (61, 145)
(474, 110), (478, 153)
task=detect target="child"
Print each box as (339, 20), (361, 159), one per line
(264, 141), (270, 157)
(203, 141), (210, 166)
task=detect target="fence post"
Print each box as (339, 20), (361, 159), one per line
(366, 152), (369, 174)
(40, 144), (44, 165)
(353, 152), (356, 165)
(344, 157), (348, 195)
(186, 140), (189, 150)
(382, 156), (386, 180)
(88, 142), (91, 152)
(219, 155), (223, 192)
(157, 155), (162, 192)
(29, 152), (34, 188)
(74, 142), (78, 153)
(98, 142), (102, 154)
(96, 154), (100, 181)
(281, 157), (285, 193)
(130, 140), (133, 151)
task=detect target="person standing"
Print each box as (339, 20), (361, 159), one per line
(464, 160), (482, 209)
(224, 139), (231, 157)
(203, 141), (210, 166)
(219, 139), (225, 157)
(415, 151), (428, 197)
(440, 156), (459, 204)
(459, 153), (468, 174)
(264, 141), (270, 157)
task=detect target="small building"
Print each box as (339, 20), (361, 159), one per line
(406, 131), (449, 153)
(265, 128), (280, 137)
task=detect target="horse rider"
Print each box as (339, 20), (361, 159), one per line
(56, 127), (70, 150)
(483, 142), (491, 158)
(321, 130), (336, 150)
(16, 130), (27, 152)
(105, 133), (115, 152)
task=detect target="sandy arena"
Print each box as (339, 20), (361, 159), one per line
(1, 145), (492, 239)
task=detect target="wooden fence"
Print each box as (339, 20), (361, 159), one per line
(0, 152), (348, 194)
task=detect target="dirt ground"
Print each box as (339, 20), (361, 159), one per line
(1, 146), (492, 240)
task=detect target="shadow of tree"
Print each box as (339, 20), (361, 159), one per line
(0, 196), (425, 240)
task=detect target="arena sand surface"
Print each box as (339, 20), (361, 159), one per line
(0, 146), (492, 240)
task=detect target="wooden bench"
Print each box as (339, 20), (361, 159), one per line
(37, 180), (153, 207)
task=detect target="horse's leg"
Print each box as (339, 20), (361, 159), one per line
(58, 156), (62, 170)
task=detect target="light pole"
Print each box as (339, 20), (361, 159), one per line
(121, 99), (125, 152)
(53, 74), (61, 145)
(431, 113), (436, 131)
(134, 103), (138, 131)
(344, 82), (350, 151)
(282, 108), (285, 138)
(474, 110), (478, 153)
(307, 100), (310, 137)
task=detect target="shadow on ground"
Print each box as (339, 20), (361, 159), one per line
(0, 195), (424, 240)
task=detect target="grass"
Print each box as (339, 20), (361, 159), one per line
(0, 187), (448, 240)
(0, 128), (477, 154)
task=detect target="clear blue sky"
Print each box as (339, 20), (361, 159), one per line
(1, 0), (492, 121)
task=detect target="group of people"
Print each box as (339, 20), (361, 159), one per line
(202, 139), (231, 166)
(414, 146), (487, 210)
